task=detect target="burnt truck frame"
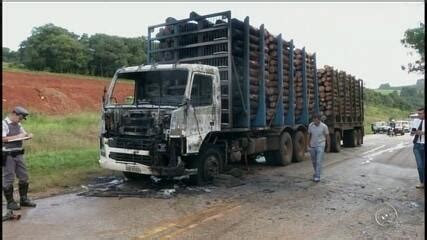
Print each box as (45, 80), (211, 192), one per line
(99, 63), (298, 183)
(99, 11), (363, 183)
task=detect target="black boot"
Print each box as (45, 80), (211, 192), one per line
(3, 185), (20, 210)
(18, 182), (36, 207)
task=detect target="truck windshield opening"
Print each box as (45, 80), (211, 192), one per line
(114, 69), (188, 107)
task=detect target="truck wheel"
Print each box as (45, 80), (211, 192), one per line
(331, 131), (341, 152)
(356, 129), (362, 146)
(265, 132), (293, 166)
(292, 131), (306, 162)
(189, 147), (223, 185)
(343, 130), (357, 147)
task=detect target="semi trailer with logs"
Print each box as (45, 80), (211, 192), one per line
(99, 11), (364, 183)
(317, 66), (364, 152)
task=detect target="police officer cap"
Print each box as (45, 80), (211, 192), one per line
(12, 106), (29, 119)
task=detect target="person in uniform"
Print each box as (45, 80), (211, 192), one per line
(2, 106), (36, 210)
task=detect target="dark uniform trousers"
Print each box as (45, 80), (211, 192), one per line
(2, 120), (28, 188)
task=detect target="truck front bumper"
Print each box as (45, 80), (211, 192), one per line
(99, 156), (197, 177)
(99, 140), (197, 177)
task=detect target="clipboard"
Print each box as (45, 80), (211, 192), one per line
(5, 136), (31, 142)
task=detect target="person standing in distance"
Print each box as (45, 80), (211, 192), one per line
(2, 106), (36, 210)
(411, 107), (425, 189)
(308, 114), (330, 182)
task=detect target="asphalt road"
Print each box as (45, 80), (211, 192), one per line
(2, 134), (425, 240)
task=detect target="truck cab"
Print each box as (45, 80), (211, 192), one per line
(99, 64), (221, 180)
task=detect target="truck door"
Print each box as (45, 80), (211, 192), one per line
(186, 72), (219, 153)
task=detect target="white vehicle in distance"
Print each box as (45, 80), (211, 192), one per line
(396, 120), (410, 133)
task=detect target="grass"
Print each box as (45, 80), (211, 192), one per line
(3, 112), (111, 193)
(364, 104), (410, 134)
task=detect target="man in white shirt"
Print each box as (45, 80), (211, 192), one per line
(411, 107), (425, 189)
(308, 113), (330, 182)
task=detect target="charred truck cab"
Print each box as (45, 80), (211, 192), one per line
(99, 64), (222, 181)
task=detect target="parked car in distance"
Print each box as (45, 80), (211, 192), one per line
(371, 121), (390, 134)
(396, 120), (410, 133)
(393, 121), (405, 135)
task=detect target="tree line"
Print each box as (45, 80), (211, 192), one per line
(3, 22), (423, 111)
(364, 87), (424, 111)
(3, 23), (147, 77)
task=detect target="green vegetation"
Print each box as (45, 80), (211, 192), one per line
(373, 89), (401, 95)
(3, 23), (147, 78)
(3, 112), (111, 193)
(365, 79), (424, 112)
(401, 22), (425, 74)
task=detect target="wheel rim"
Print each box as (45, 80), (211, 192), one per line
(204, 155), (220, 180)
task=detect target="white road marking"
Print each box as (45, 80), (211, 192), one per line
(362, 145), (386, 155)
(361, 142), (411, 162)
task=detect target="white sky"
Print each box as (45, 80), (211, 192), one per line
(2, 2), (425, 88)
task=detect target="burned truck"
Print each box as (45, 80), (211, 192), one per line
(99, 11), (363, 183)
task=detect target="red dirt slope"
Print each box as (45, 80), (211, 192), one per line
(2, 71), (130, 115)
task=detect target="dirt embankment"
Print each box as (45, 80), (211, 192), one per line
(2, 71), (131, 115)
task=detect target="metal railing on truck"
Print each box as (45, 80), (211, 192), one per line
(148, 11), (235, 129)
(147, 11), (318, 130)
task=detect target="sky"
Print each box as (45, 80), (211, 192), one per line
(2, 2), (425, 89)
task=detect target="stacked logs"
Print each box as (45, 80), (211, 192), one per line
(346, 75), (359, 120)
(318, 66), (363, 122)
(317, 66), (337, 119)
(305, 54), (316, 114)
(282, 41), (292, 116)
(154, 17), (177, 62)
(355, 78), (362, 121)
(230, 19), (268, 119)
(247, 25), (265, 119)
(154, 14), (225, 62)
(230, 19), (247, 117)
(293, 48), (304, 118)
(265, 30), (278, 122)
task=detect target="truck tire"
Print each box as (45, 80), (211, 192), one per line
(331, 131), (341, 152)
(356, 129), (362, 146)
(265, 132), (293, 166)
(343, 130), (357, 147)
(189, 146), (223, 185)
(292, 131), (306, 162)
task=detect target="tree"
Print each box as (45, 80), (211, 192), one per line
(88, 34), (129, 77)
(2, 47), (19, 62)
(378, 83), (391, 89)
(401, 22), (425, 74)
(400, 87), (417, 97)
(19, 23), (90, 73)
(87, 34), (147, 77)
